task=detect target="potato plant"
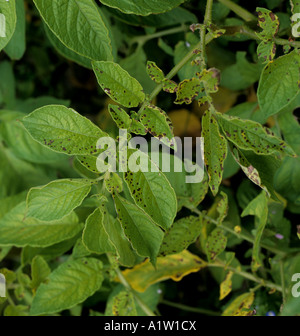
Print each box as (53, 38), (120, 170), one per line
(0, 0), (299, 317)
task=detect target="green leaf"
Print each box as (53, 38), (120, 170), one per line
(108, 104), (132, 129)
(43, 24), (92, 69)
(256, 8), (279, 40)
(104, 172), (123, 194)
(0, 0), (16, 51)
(159, 216), (203, 256)
(102, 212), (142, 267)
(4, 0), (25, 60)
(33, 0), (112, 61)
(274, 157), (300, 204)
(0, 61), (16, 108)
(98, 0), (185, 16)
(220, 51), (263, 91)
(106, 6), (196, 28)
(175, 78), (201, 104)
(0, 112), (65, 164)
(216, 112), (295, 157)
(31, 256), (51, 291)
(92, 61), (145, 108)
(146, 61), (165, 83)
(0, 202), (82, 247)
(206, 228), (227, 262)
(162, 153), (208, 211)
(241, 191), (268, 272)
(82, 208), (116, 254)
(124, 152), (177, 230)
(4, 305), (29, 316)
(202, 110), (227, 196)
(120, 47), (155, 95)
(113, 193), (164, 265)
(140, 104), (174, 140)
(26, 179), (93, 221)
(232, 147), (281, 200)
(112, 291), (137, 316)
(22, 105), (107, 156)
(199, 68), (220, 93)
(258, 51), (300, 118)
(30, 258), (104, 315)
(216, 191), (228, 225)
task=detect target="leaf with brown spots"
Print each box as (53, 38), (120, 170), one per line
(201, 110), (227, 196)
(174, 78), (201, 104)
(216, 112), (296, 157)
(222, 292), (255, 316)
(92, 61), (145, 108)
(206, 227), (227, 262)
(146, 61), (165, 83)
(112, 291), (137, 316)
(256, 7), (279, 40)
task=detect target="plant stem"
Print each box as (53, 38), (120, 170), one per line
(189, 206), (287, 257)
(208, 260), (284, 293)
(130, 25), (187, 47)
(217, 0), (257, 22)
(106, 254), (156, 316)
(204, 0), (214, 25)
(160, 299), (220, 316)
(280, 260), (287, 305)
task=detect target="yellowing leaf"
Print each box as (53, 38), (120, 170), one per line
(219, 271), (233, 300)
(120, 250), (207, 292)
(222, 292), (255, 316)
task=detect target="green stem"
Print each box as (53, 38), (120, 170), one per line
(107, 254), (156, 317)
(208, 260), (284, 293)
(217, 0), (257, 22)
(137, 32), (214, 116)
(204, 0), (214, 25)
(280, 260), (287, 305)
(160, 299), (220, 316)
(130, 25), (187, 47)
(189, 206), (287, 257)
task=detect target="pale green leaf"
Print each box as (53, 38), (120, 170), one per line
(4, 0), (25, 60)
(258, 51), (300, 118)
(140, 104), (174, 140)
(124, 151), (177, 230)
(22, 105), (107, 156)
(206, 228), (227, 262)
(159, 216), (202, 256)
(113, 193), (164, 265)
(26, 179), (93, 221)
(92, 61), (145, 108)
(241, 191), (268, 272)
(31, 256), (51, 290)
(82, 208), (115, 254)
(112, 291), (137, 316)
(30, 258), (104, 315)
(102, 211), (142, 267)
(202, 110), (227, 196)
(0, 0), (16, 51)
(108, 104), (132, 129)
(216, 112), (295, 157)
(33, 0), (112, 61)
(0, 202), (82, 247)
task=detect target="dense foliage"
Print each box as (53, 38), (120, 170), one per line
(0, 0), (299, 316)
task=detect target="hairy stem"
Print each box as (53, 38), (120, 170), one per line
(217, 0), (257, 22)
(208, 260), (284, 293)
